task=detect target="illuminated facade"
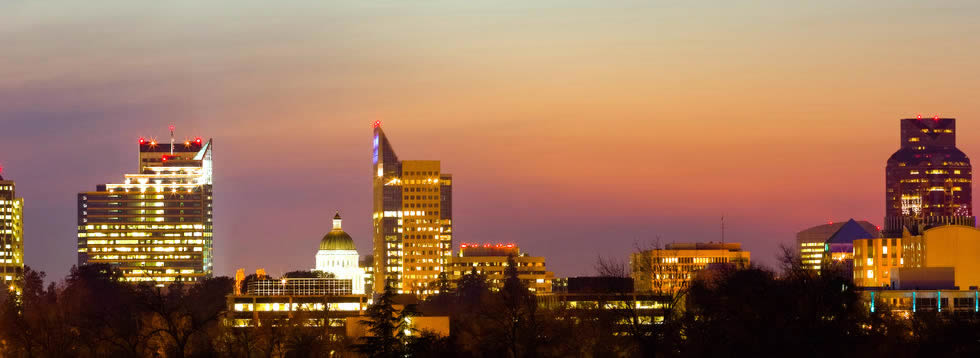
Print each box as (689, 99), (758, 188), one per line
(372, 121), (453, 295)
(884, 117), (973, 237)
(77, 135), (214, 284)
(631, 242), (750, 294)
(853, 237), (904, 287)
(0, 174), (24, 286)
(314, 213), (366, 294)
(446, 243), (555, 294)
(796, 220), (879, 271)
(861, 289), (980, 315)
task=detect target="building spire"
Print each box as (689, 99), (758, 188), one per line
(169, 124), (176, 155)
(333, 211), (342, 230)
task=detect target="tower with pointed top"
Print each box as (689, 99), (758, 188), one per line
(0, 171), (24, 287)
(372, 122), (453, 295)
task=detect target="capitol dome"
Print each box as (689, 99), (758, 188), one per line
(319, 213), (356, 251)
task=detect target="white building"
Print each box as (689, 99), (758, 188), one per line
(315, 213), (366, 294)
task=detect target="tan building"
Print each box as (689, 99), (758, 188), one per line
(853, 237), (904, 287)
(446, 243), (554, 294)
(855, 225), (980, 290)
(78, 134), (214, 284)
(0, 173), (24, 288)
(372, 122), (453, 296)
(631, 242), (750, 294)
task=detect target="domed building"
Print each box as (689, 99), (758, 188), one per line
(315, 213), (366, 294)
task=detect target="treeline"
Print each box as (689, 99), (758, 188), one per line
(3, 256), (980, 357)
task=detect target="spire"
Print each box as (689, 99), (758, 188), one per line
(333, 212), (342, 230)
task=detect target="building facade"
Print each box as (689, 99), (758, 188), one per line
(884, 117), (973, 237)
(796, 220), (879, 271)
(853, 237), (904, 287)
(0, 174), (24, 286)
(446, 243), (555, 294)
(314, 213), (366, 294)
(372, 121), (453, 295)
(630, 242), (750, 294)
(77, 135), (214, 284)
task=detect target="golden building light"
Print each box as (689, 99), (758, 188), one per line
(77, 129), (214, 285)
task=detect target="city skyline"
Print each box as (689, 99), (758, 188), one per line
(4, 1), (980, 282)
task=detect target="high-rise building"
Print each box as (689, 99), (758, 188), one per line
(372, 121), (453, 295)
(630, 242), (750, 294)
(446, 243), (555, 294)
(884, 117), (973, 237)
(77, 134), (213, 284)
(0, 171), (24, 286)
(796, 220), (880, 271)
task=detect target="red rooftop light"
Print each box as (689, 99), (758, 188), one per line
(934, 115), (940, 121)
(195, 137), (202, 144)
(139, 137), (146, 144)
(169, 125), (175, 132)
(372, 120), (382, 128)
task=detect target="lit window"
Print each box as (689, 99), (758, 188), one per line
(882, 246), (888, 255)
(867, 258), (873, 266)
(867, 270), (874, 279)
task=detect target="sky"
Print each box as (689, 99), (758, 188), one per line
(2, 0), (980, 281)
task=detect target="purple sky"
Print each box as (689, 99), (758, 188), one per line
(3, 1), (980, 280)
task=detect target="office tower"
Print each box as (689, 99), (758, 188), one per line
(314, 213), (367, 294)
(631, 242), (750, 294)
(77, 134), (214, 284)
(0, 171), (24, 286)
(372, 121), (453, 295)
(884, 117), (973, 237)
(446, 243), (555, 294)
(795, 219), (879, 271)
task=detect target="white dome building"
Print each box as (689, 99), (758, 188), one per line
(314, 213), (366, 294)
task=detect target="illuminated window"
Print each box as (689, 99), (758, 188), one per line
(867, 270), (874, 279)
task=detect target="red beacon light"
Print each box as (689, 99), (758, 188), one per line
(194, 137), (202, 145)
(372, 120), (382, 128)
(934, 115), (940, 121)
(139, 137), (146, 145)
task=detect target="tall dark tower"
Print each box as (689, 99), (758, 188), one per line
(884, 117), (973, 237)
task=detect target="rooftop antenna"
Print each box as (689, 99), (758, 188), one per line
(169, 124), (175, 155)
(721, 215), (725, 244)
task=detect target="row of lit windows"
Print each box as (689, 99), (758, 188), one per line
(86, 254), (194, 260)
(83, 224), (206, 230)
(83, 245), (203, 252)
(233, 302), (362, 312)
(81, 233), (206, 239)
(85, 239), (205, 245)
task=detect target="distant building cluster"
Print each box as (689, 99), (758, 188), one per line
(6, 115), (979, 334)
(792, 117), (980, 315)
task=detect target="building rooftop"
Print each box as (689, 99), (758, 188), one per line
(826, 219), (875, 245)
(664, 242), (742, 251)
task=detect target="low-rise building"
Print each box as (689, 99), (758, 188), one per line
(630, 242), (750, 293)
(854, 225), (980, 289)
(796, 220), (880, 271)
(446, 243), (554, 293)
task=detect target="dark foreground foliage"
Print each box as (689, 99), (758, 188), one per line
(2, 255), (980, 357)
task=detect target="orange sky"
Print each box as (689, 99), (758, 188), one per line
(2, 1), (980, 279)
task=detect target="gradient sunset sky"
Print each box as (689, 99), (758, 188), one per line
(3, 1), (980, 280)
